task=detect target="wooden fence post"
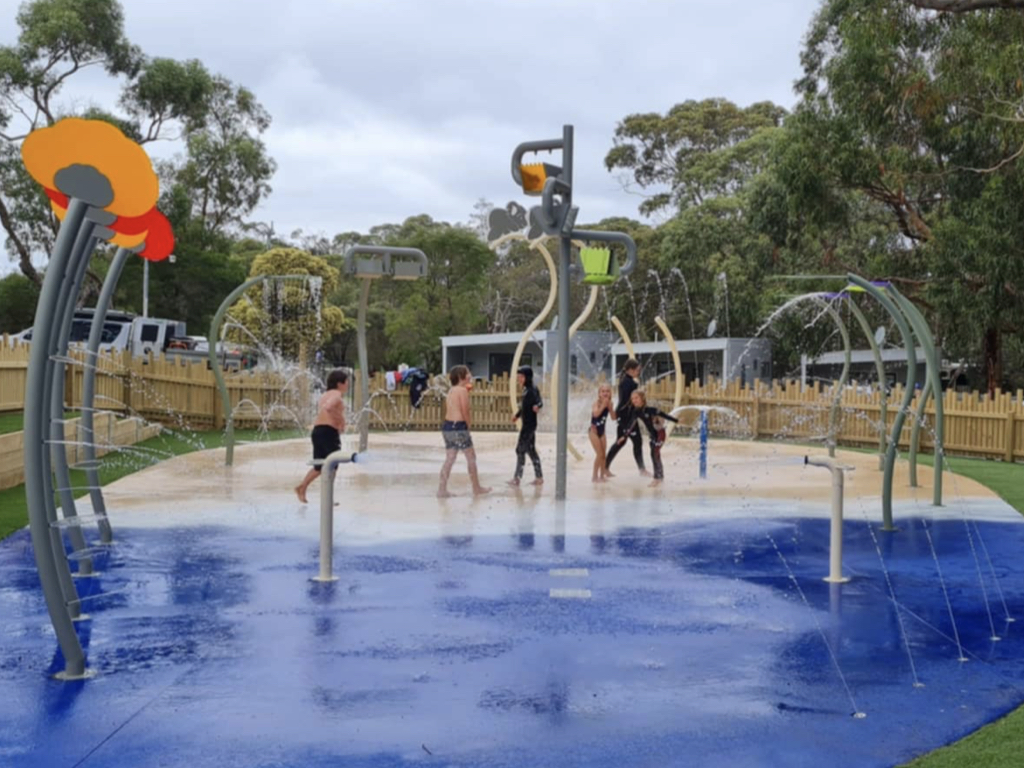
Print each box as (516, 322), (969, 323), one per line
(1005, 410), (1016, 462)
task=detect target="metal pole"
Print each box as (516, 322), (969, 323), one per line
(142, 258), (149, 317)
(554, 125), (573, 501)
(209, 275), (310, 465)
(805, 455), (851, 584)
(699, 410), (708, 479)
(51, 228), (103, 577)
(847, 275), (917, 531)
(22, 198), (90, 679)
(890, 289), (944, 506)
(312, 449), (358, 582)
(847, 301), (887, 470)
(82, 247), (131, 543)
(357, 278), (371, 453)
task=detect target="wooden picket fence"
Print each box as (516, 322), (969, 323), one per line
(2, 337), (1022, 462)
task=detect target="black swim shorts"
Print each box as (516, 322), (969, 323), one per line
(311, 425), (341, 462)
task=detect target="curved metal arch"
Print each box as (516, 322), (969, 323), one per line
(847, 275), (918, 531)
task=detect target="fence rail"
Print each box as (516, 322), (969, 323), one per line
(2, 337), (1022, 462)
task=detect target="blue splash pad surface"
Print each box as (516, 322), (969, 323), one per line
(1, 512), (1022, 768)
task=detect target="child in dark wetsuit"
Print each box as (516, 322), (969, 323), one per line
(589, 382), (616, 482)
(604, 358), (648, 476)
(438, 365), (491, 499)
(617, 389), (678, 486)
(508, 365), (543, 486)
(295, 368), (349, 503)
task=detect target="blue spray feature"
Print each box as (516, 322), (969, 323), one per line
(699, 410), (709, 480)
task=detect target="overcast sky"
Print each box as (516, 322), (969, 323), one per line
(1, 0), (822, 269)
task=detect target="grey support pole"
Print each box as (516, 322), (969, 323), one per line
(82, 246), (132, 543)
(510, 126), (635, 500)
(847, 300), (887, 470)
(356, 278), (371, 452)
(312, 449), (358, 582)
(848, 276), (917, 531)
(50, 227), (104, 577)
(342, 246), (428, 454)
(555, 126), (573, 502)
(23, 198), (90, 679)
(209, 275), (310, 466)
(890, 288), (944, 506)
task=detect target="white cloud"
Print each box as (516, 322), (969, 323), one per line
(0, 0), (822, 273)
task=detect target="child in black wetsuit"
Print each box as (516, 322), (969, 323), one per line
(604, 358), (647, 476)
(617, 389), (678, 486)
(589, 382), (616, 482)
(508, 365), (543, 486)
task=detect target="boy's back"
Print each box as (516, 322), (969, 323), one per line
(445, 383), (470, 423)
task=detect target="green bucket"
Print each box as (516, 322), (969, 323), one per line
(579, 247), (615, 285)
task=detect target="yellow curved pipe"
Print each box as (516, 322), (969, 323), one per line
(610, 316), (636, 361)
(489, 233), (558, 416)
(654, 316), (683, 434)
(549, 284), (601, 462)
(572, 285), (600, 335)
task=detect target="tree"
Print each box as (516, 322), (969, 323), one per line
(381, 221), (495, 371)
(0, 0), (275, 293)
(605, 98), (787, 216)
(0, 272), (40, 333)
(906, 0), (1024, 9)
(226, 247), (347, 364)
(786, 0), (1024, 391)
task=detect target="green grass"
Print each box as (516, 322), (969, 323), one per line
(893, 452), (1024, 767)
(0, 431), (1021, 766)
(0, 410), (80, 435)
(0, 426), (306, 540)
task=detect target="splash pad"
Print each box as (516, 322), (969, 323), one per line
(3, 120), (1023, 768)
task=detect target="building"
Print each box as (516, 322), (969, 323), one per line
(442, 330), (772, 386)
(441, 331), (615, 381)
(800, 347), (931, 389)
(610, 337), (773, 386)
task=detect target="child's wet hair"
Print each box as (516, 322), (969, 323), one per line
(326, 368), (348, 390)
(449, 365), (470, 385)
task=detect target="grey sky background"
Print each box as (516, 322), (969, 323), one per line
(1, 0), (822, 270)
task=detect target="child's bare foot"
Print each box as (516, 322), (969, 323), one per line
(294, 485), (307, 504)
(530, 478), (543, 486)
(473, 486), (492, 496)
(649, 479), (663, 487)
(640, 469), (652, 477)
(437, 490), (456, 499)
(507, 478), (520, 487)
(604, 471), (615, 478)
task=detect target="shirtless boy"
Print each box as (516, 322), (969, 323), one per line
(438, 365), (491, 498)
(295, 368), (349, 503)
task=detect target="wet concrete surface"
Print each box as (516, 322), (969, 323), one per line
(1, 437), (1021, 767)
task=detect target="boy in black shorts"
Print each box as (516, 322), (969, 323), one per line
(295, 368), (349, 503)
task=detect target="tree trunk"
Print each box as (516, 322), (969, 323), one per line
(0, 197), (41, 286)
(984, 326), (1001, 396)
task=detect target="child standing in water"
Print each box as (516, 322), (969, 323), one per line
(295, 368), (349, 503)
(438, 365), (491, 498)
(589, 383), (616, 482)
(508, 365), (543, 487)
(604, 358), (647, 476)
(617, 390), (678, 487)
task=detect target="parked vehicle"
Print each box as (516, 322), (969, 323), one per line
(14, 309), (247, 368)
